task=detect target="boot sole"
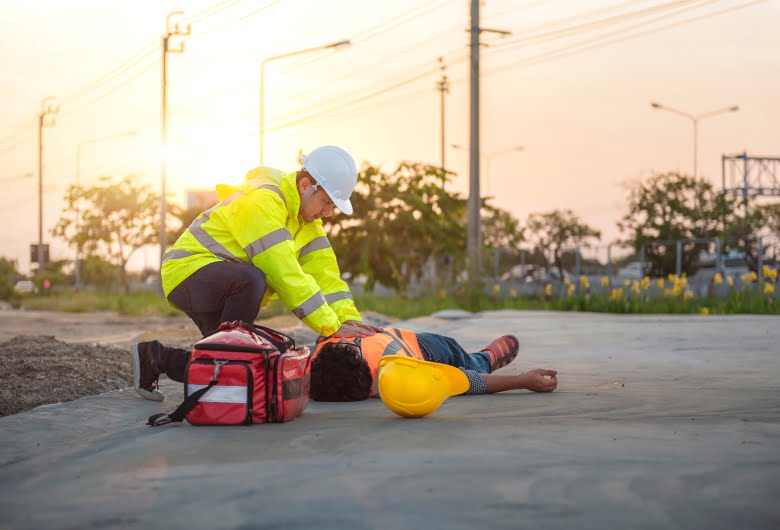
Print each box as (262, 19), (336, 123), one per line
(132, 343), (165, 402)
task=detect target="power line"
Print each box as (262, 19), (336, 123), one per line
(483, 0), (763, 78)
(59, 58), (158, 117)
(60, 41), (158, 106)
(189, 0), (282, 41)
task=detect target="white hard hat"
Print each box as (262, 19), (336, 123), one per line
(300, 146), (358, 215)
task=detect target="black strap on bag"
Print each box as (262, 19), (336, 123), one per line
(147, 380), (217, 427)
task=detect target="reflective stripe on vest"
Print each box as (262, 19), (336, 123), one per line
(293, 290), (327, 320)
(162, 249), (195, 263)
(187, 192), (244, 262)
(298, 235), (331, 258)
(325, 291), (352, 305)
(244, 227), (293, 259)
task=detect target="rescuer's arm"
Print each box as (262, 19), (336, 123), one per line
(297, 221), (363, 323)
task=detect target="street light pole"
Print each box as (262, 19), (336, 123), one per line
(452, 144), (524, 195)
(75, 131), (138, 289)
(650, 101), (739, 177)
(259, 39), (350, 165)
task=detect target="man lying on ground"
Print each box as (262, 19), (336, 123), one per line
(310, 328), (558, 401)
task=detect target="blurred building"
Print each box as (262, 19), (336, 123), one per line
(187, 189), (218, 210)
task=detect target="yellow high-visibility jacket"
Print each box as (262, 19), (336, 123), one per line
(161, 168), (361, 336)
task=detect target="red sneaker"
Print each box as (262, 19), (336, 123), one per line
(481, 335), (519, 371)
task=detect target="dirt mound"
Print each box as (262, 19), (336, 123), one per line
(0, 335), (133, 417)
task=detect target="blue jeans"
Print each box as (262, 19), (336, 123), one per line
(415, 333), (492, 374)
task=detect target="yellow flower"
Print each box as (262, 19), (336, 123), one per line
(600, 276), (609, 287)
(438, 288), (447, 300)
(668, 273), (677, 283)
(677, 277), (688, 288)
(763, 265), (770, 277)
(509, 288), (518, 298)
(656, 279), (665, 288)
(563, 277), (570, 285)
(640, 277), (650, 290)
(672, 284), (682, 297)
(713, 273), (723, 285)
(544, 284), (552, 297)
(683, 290), (693, 300)
(769, 269), (778, 282)
(726, 275), (734, 287)
(492, 284), (500, 295)
(567, 284), (576, 297)
(623, 279), (631, 287)
(610, 288), (624, 301)
(749, 271), (758, 282)
(631, 281), (641, 295)
(580, 275), (590, 289)
(663, 288), (674, 297)
(741, 273), (753, 284)
(700, 307), (710, 315)
(765, 283), (775, 295)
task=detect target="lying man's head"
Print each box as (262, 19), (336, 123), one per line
(309, 341), (372, 402)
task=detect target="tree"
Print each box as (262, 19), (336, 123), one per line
(618, 172), (736, 276)
(53, 175), (159, 292)
(0, 257), (18, 301)
(323, 162), (523, 293)
(526, 209), (601, 278)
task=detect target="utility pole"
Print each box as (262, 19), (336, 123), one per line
(467, 0), (510, 307)
(436, 57), (449, 172)
(160, 11), (190, 264)
(37, 97), (59, 271)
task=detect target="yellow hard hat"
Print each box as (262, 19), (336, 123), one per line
(377, 355), (469, 418)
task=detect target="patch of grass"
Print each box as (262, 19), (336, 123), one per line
(20, 290), (180, 317)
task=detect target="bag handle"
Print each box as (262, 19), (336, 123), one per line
(215, 320), (295, 353)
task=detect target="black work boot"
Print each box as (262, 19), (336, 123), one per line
(131, 341), (165, 401)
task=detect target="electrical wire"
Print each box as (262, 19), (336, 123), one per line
(188, 0), (283, 41)
(483, 0), (764, 78)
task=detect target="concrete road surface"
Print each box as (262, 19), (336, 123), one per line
(1, 311), (779, 529)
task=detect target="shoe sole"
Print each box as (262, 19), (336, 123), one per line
(131, 343), (164, 402)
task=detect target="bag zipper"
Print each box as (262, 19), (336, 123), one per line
(270, 353), (282, 422)
(192, 359), (253, 424)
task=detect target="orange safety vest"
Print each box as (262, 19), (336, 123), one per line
(312, 328), (425, 396)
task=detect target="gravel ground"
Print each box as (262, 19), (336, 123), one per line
(0, 335), (134, 417)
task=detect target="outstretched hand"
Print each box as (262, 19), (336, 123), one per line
(331, 321), (382, 338)
(521, 369), (558, 392)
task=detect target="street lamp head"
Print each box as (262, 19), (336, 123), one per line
(327, 39), (351, 49)
(451, 143), (465, 150)
(729, 105), (739, 112)
(650, 102), (661, 109)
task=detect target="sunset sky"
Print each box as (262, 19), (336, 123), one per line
(1, 0), (778, 274)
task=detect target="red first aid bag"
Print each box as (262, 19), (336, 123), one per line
(148, 321), (310, 427)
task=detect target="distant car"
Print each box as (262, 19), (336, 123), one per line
(14, 280), (34, 294)
(616, 261), (643, 280)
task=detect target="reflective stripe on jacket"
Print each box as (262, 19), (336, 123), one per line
(313, 328), (425, 396)
(161, 169), (361, 336)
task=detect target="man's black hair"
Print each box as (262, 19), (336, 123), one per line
(310, 342), (372, 402)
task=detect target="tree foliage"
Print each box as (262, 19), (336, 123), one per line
(0, 257), (18, 301)
(323, 162), (524, 293)
(526, 209), (601, 278)
(618, 172), (737, 276)
(53, 176), (159, 292)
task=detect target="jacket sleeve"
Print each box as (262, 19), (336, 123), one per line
(226, 189), (341, 336)
(297, 221), (362, 323)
